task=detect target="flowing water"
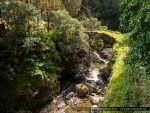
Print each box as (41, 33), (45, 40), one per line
(39, 51), (110, 113)
(93, 51), (109, 64)
(86, 68), (99, 81)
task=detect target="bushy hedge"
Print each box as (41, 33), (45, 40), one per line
(120, 0), (150, 107)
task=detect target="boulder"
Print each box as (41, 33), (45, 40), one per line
(90, 96), (105, 105)
(99, 97), (105, 102)
(99, 66), (110, 78)
(84, 81), (96, 93)
(75, 83), (89, 97)
(65, 92), (75, 100)
(90, 96), (100, 105)
(61, 52), (91, 81)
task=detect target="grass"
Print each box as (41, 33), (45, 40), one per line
(93, 30), (142, 113)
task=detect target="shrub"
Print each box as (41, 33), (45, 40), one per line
(120, 0), (150, 107)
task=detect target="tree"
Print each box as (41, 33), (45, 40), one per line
(0, 0), (37, 35)
(82, 0), (121, 29)
(49, 10), (90, 80)
(82, 17), (107, 31)
(0, 1), (61, 112)
(38, 0), (64, 31)
(49, 10), (89, 56)
(63, 0), (84, 16)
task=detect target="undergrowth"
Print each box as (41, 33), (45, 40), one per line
(95, 30), (143, 113)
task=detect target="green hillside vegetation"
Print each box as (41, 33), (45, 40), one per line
(102, 0), (150, 112)
(0, 0), (149, 112)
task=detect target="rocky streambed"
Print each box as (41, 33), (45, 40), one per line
(38, 48), (112, 113)
(15, 48), (112, 113)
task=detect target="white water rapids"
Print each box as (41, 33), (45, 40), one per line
(86, 68), (100, 82)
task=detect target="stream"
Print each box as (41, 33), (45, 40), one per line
(39, 49), (112, 113)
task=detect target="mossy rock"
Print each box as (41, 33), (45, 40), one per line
(75, 83), (89, 97)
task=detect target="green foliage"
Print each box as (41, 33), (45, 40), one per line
(49, 10), (89, 57)
(90, 37), (104, 50)
(99, 0), (150, 110)
(120, 0), (150, 107)
(0, 1), (62, 112)
(0, 0), (37, 34)
(37, 0), (64, 11)
(82, 17), (107, 31)
(63, 0), (83, 16)
(120, 0), (150, 65)
(0, 29), (61, 112)
(17, 31), (61, 109)
(0, 3), (90, 112)
(82, 0), (121, 29)
(102, 32), (140, 112)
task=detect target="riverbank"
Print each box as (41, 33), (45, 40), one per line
(101, 32), (142, 112)
(16, 30), (145, 113)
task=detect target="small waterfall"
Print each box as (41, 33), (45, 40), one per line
(85, 51), (110, 83)
(93, 51), (101, 59)
(89, 68), (99, 81)
(93, 51), (109, 64)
